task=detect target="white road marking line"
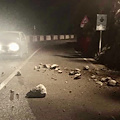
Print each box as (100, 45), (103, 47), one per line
(0, 48), (40, 90)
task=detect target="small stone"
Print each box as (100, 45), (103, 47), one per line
(50, 64), (59, 69)
(1, 72), (5, 76)
(26, 84), (47, 98)
(100, 77), (107, 82)
(16, 93), (19, 99)
(37, 65), (41, 69)
(16, 71), (21, 76)
(83, 66), (89, 70)
(74, 68), (81, 72)
(39, 63), (43, 65)
(93, 79), (98, 82)
(91, 75), (96, 79)
(69, 91), (72, 93)
(43, 64), (51, 69)
(108, 80), (117, 86)
(55, 68), (59, 71)
(34, 66), (38, 70)
(10, 90), (14, 93)
(74, 73), (81, 79)
(96, 81), (103, 86)
(69, 71), (75, 75)
(37, 69), (40, 71)
(65, 81), (68, 83)
(106, 77), (112, 80)
(63, 109), (65, 112)
(58, 70), (62, 73)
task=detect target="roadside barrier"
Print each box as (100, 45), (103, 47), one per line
(27, 35), (75, 42)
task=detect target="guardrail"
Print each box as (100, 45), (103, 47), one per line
(27, 35), (75, 42)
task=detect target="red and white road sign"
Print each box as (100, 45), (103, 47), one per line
(80, 15), (89, 28)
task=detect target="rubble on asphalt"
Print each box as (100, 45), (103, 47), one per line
(96, 81), (103, 86)
(43, 64), (51, 69)
(16, 71), (21, 76)
(108, 79), (117, 86)
(69, 68), (81, 75)
(83, 66), (89, 70)
(34, 66), (38, 70)
(50, 64), (59, 69)
(74, 73), (81, 79)
(58, 70), (62, 74)
(26, 84), (47, 98)
(91, 75), (96, 79)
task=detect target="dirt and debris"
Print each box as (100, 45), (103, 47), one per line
(50, 64), (59, 69)
(96, 81), (103, 86)
(16, 71), (22, 76)
(26, 84), (47, 98)
(83, 65), (89, 70)
(108, 79), (117, 86)
(74, 73), (81, 79)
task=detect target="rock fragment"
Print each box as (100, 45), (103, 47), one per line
(91, 75), (96, 79)
(58, 70), (62, 74)
(26, 84), (47, 98)
(96, 81), (103, 86)
(16, 71), (21, 76)
(108, 80), (117, 86)
(100, 77), (107, 82)
(34, 66), (38, 70)
(69, 71), (75, 75)
(83, 66), (89, 70)
(43, 64), (51, 69)
(74, 73), (81, 79)
(50, 64), (59, 69)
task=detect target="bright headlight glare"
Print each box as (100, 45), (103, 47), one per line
(9, 43), (19, 51)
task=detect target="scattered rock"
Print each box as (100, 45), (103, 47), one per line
(16, 93), (19, 99)
(1, 72), (5, 77)
(108, 80), (117, 86)
(96, 81), (103, 86)
(69, 71), (75, 75)
(37, 65), (41, 69)
(69, 91), (72, 93)
(65, 81), (68, 83)
(106, 77), (112, 81)
(16, 71), (21, 76)
(100, 77), (107, 82)
(91, 75), (96, 79)
(10, 90), (14, 93)
(26, 84), (47, 98)
(83, 66), (89, 70)
(93, 79), (98, 82)
(43, 64), (51, 69)
(51, 77), (57, 81)
(50, 64), (59, 69)
(55, 68), (59, 71)
(74, 73), (81, 79)
(34, 66), (38, 70)
(74, 68), (81, 73)
(58, 70), (62, 74)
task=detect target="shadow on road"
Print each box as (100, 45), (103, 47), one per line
(27, 98), (120, 120)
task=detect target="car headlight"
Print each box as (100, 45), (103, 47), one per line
(9, 43), (19, 51)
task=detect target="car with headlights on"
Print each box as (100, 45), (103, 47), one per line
(0, 31), (28, 58)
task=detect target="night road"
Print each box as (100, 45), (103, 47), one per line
(0, 39), (120, 120)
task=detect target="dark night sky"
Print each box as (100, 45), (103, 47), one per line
(0, 0), (114, 35)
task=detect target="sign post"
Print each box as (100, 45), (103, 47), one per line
(96, 14), (107, 53)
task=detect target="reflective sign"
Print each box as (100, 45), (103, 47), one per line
(96, 14), (107, 31)
(80, 15), (89, 28)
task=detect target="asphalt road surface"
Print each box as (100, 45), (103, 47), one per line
(0, 40), (120, 120)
